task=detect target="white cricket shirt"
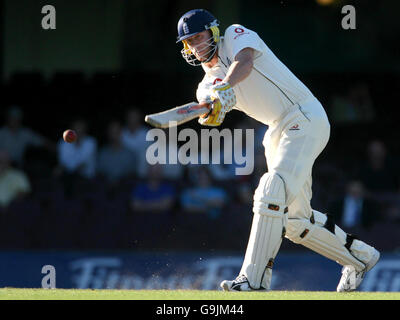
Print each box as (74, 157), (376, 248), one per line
(197, 24), (314, 126)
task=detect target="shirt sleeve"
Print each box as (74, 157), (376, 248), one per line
(196, 75), (214, 103)
(196, 72), (229, 103)
(223, 24), (264, 61)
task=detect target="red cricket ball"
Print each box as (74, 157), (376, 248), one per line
(63, 129), (77, 143)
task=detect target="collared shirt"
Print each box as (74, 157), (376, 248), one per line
(0, 168), (31, 207)
(121, 126), (150, 178)
(58, 136), (97, 179)
(197, 24), (314, 126)
(0, 127), (44, 165)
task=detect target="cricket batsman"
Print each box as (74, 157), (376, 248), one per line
(176, 9), (380, 292)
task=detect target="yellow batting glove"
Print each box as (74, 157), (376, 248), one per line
(210, 82), (236, 111)
(198, 100), (223, 126)
(198, 82), (236, 126)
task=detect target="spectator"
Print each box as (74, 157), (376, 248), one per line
(122, 109), (184, 181)
(130, 164), (176, 213)
(347, 83), (375, 122)
(357, 139), (400, 222)
(186, 128), (236, 183)
(201, 118), (264, 182)
(328, 180), (379, 230)
(0, 106), (54, 167)
(208, 162), (236, 182)
(158, 128), (184, 181)
(145, 127), (184, 181)
(180, 166), (228, 219)
(0, 150), (31, 208)
(97, 121), (136, 184)
(237, 181), (253, 207)
(247, 148), (267, 187)
(121, 108), (150, 178)
(255, 147), (268, 173)
(227, 149), (267, 226)
(56, 119), (97, 180)
(238, 117), (267, 153)
(207, 132), (236, 182)
(358, 139), (399, 194)
(228, 149), (267, 208)
(329, 83), (375, 124)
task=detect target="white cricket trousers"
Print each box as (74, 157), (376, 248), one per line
(240, 96), (377, 289)
(262, 95), (330, 218)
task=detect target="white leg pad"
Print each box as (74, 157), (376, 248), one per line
(349, 239), (377, 265)
(285, 210), (369, 272)
(240, 172), (287, 289)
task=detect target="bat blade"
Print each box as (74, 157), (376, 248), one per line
(145, 102), (210, 128)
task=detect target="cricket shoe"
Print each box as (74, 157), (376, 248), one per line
(336, 248), (380, 292)
(220, 275), (268, 292)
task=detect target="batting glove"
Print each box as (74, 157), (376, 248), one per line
(198, 82), (236, 126)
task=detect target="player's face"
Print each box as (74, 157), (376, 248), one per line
(185, 30), (214, 61)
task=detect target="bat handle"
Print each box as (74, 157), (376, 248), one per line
(199, 102), (212, 118)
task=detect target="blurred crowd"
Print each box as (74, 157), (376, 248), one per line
(0, 81), (399, 251)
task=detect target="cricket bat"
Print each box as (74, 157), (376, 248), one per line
(145, 102), (210, 129)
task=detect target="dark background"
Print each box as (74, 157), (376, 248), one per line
(0, 0), (399, 253)
(1, 0), (400, 151)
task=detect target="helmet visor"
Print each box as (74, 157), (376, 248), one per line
(180, 34), (217, 66)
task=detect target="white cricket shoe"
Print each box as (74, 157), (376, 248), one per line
(336, 248), (380, 292)
(220, 275), (268, 292)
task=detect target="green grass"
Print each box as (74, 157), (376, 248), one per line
(0, 288), (399, 300)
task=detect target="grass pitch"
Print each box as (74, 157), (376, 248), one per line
(0, 288), (399, 300)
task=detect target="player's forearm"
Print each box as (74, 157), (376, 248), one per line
(223, 48), (254, 87)
(223, 60), (253, 87)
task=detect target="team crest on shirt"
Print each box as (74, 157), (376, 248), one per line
(289, 124), (300, 130)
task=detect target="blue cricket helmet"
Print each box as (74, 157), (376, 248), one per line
(176, 9), (220, 66)
(176, 9), (219, 43)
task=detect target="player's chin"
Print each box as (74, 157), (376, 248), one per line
(196, 53), (211, 63)
(194, 54), (206, 62)
(194, 50), (209, 62)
